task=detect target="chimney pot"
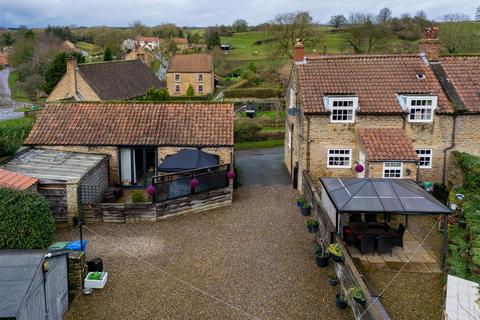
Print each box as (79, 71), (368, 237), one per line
(294, 38), (305, 63)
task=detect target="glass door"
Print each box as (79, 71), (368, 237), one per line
(119, 147), (157, 188)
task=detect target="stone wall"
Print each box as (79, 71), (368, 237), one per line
(166, 71), (214, 96)
(367, 161), (418, 180)
(82, 186), (232, 223)
(454, 114), (480, 156)
(47, 71), (100, 102)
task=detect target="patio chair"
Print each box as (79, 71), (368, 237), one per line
(359, 235), (376, 254)
(392, 223), (406, 248)
(377, 235), (393, 256)
(364, 214), (378, 224)
(349, 213), (362, 223)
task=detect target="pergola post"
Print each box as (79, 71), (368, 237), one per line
(442, 213), (448, 271)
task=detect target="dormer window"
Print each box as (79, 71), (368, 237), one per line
(324, 96), (358, 123)
(397, 95), (437, 123)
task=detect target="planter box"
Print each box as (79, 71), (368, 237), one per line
(84, 272), (108, 289)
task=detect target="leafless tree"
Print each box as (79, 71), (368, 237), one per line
(441, 14), (478, 53)
(328, 15), (347, 29)
(377, 7), (392, 25)
(267, 11), (318, 59)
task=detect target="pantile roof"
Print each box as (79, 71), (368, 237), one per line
(24, 102), (233, 147)
(357, 128), (419, 161)
(297, 55), (453, 114)
(78, 60), (164, 100)
(0, 168), (38, 190)
(439, 56), (480, 113)
(167, 54), (213, 73)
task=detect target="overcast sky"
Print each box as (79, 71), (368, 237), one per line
(0, 0), (477, 28)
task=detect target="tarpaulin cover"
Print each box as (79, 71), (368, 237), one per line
(158, 149), (219, 172)
(320, 177), (452, 215)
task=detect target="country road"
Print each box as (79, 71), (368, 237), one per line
(0, 67), (24, 121)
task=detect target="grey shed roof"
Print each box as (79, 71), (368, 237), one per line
(0, 251), (45, 318)
(2, 148), (108, 183)
(320, 177), (452, 215)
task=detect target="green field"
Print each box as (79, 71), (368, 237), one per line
(221, 31), (272, 61)
(76, 41), (103, 56)
(8, 71), (30, 102)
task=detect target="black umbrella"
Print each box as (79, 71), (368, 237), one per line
(158, 149), (219, 172)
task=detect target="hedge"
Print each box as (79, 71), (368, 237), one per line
(234, 119), (284, 142)
(224, 87), (281, 99)
(447, 152), (480, 282)
(0, 188), (55, 249)
(0, 117), (35, 157)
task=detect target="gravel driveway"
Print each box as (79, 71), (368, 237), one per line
(58, 186), (349, 320)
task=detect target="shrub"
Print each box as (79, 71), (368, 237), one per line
(224, 88), (281, 99)
(234, 119), (261, 142)
(186, 84), (195, 96)
(0, 188), (55, 249)
(132, 190), (146, 203)
(142, 87), (169, 101)
(0, 117), (34, 157)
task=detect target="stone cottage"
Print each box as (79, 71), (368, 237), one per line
(47, 58), (164, 102)
(166, 54), (214, 96)
(285, 28), (480, 191)
(24, 102), (234, 189)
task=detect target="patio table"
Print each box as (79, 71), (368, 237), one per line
(352, 223), (395, 236)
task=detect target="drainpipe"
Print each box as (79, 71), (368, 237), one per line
(306, 115), (311, 172)
(442, 115), (457, 185)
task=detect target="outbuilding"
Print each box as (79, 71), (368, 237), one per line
(2, 148), (110, 224)
(0, 251), (69, 320)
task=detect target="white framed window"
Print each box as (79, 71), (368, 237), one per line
(197, 84), (204, 93)
(324, 96), (358, 123)
(416, 149), (432, 168)
(174, 84), (181, 94)
(327, 149), (352, 168)
(174, 73), (181, 83)
(404, 96), (437, 123)
(383, 162), (403, 178)
(197, 73), (203, 83)
(289, 88), (296, 109)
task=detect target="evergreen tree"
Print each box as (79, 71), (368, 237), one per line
(44, 52), (85, 94)
(186, 84), (195, 96)
(103, 46), (113, 61)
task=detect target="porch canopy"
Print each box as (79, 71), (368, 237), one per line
(320, 177), (451, 215)
(158, 149), (219, 172)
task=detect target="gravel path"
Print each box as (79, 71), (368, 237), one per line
(58, 186), (351, 320)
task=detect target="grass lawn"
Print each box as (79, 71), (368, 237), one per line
(8, 71), (30, 103)
(235, 139), (284, 150)
(76, 41), (103, 56)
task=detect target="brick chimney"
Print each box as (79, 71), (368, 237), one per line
(419, 27), (440, 62)
(66, 56), (78, 96)
(294, 38), (305, 64)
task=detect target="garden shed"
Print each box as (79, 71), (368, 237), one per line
(1, 148), (110, 224)
(0, 251), (69, 320)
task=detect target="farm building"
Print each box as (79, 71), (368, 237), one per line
(1, 148), (109, 224)
(0, 251), (69, 320)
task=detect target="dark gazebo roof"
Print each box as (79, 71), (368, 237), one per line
(320, 177), (452, 215)
(158, 149), (219, 172)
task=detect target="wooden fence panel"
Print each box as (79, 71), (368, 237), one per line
(101, 203), (125, 223)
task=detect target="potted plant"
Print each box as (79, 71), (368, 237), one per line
(300, 202), (311, 216)
(347, 285), (366, 307)
(306, 219), (319, 233)
(296, 196), (306, 208)
(328, 243), (345, 263)
(314, 240), (329, 268)
(335, 293), (348, 309)
(327, 274), (338, 286)
(84, 271), (108, 289)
